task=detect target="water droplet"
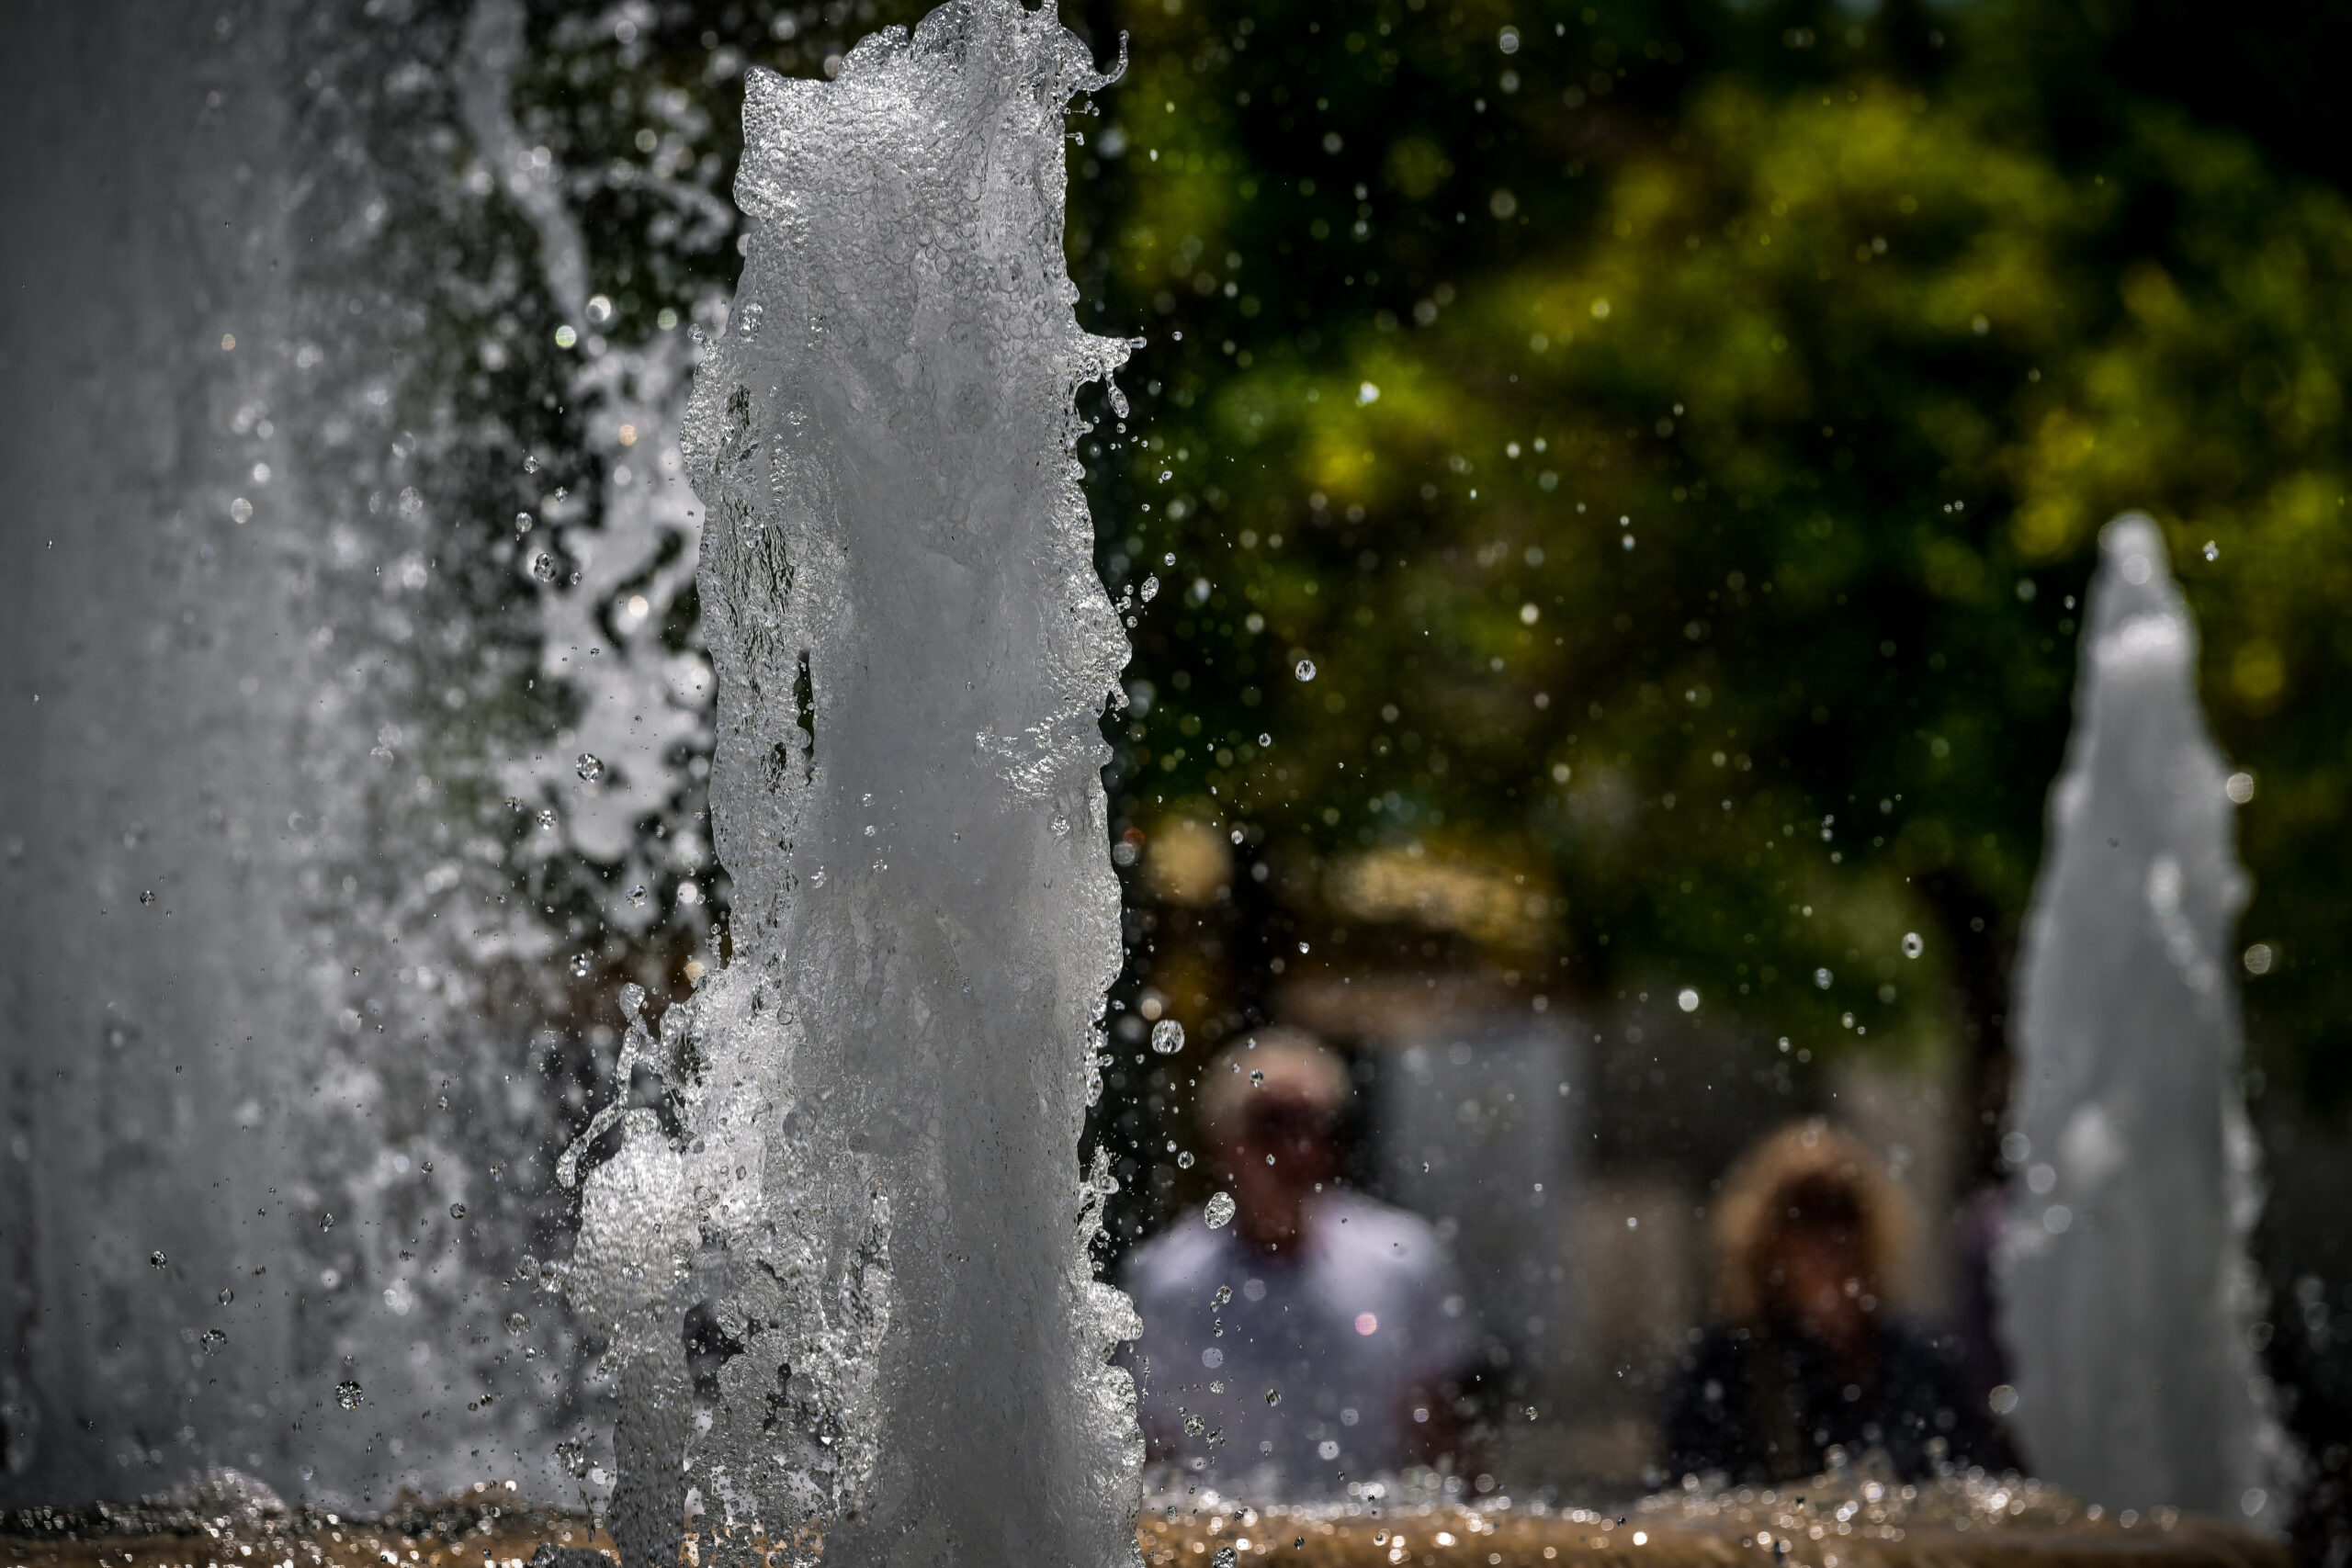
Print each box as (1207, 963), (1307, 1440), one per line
(537, 808), (559, 833)
(1182, 1413), (1205, 1437)
(506, 1313), (530, 1334)
(319, 1213), (334, 1232)
(1139, 574), (1160, 603)
(1204, 1191), (1237, 1229)
(514, 511), (534, 536)
(1150, 1019), (1185, 1055)
(1177, 1151), (1195, 1168)
(334, 1380), (365, 1410)
(218, 1289), (234, 1305)
(554, 324), (578, 349)
(1294, 659), (1317, 682)
(1677, 987), (1700, 1012)
(1214, 1548), (1238, 1568)
(568, 953), (593, 979)
(2203, 541), (2219, 562)
(139, 890), (155, 905)
(523, 455), (540, 474)
(1266, 1388), (1282, 1405)
(627, 884), (648, 907)
(1814, 967), (1834, 990)
(1250, 1069), (1264, 1086)
(229, 497), (254, 525)
(1108, 383), (1130, 419)
(449, 1202), (468, 1220)
(1213, 1284), (1233, 1306)
(1902, 931), (1925, 959)
(576, 752), (605, 782)
(149, 1250), (167, 1269)
(532, 552), (558, 582)
(200, 1328), (226, 1354)
(1357, 380), (1380, 405)
(736, 301), (764, 339)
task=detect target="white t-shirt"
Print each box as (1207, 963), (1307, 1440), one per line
(1120, 1189), (1478, 1497)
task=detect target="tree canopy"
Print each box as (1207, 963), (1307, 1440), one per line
(1073, 0), (2352, 1133)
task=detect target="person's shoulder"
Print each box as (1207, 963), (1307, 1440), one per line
(1321, 1190), (1449, 1263)
(1122, 1213), (1227, 1301)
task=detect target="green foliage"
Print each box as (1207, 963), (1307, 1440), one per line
(1076, 0), (2352, 1111)
(482, 0), (2352, 1116)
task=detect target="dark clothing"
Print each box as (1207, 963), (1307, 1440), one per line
(1949, 1185), (2016, 1412)
(1661, 1316), (2019, 1484)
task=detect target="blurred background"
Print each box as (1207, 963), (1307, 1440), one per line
(1057, 0), (2352, 1531)
(5, 0), (2349, 1545)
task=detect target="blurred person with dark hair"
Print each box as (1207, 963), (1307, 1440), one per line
(1122, 1027), (1480, 1496)
(1661, 1119), (2019, 1484)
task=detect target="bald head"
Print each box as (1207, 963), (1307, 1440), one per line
(1197, 1027), (1350, 1250)
(1198, 1026), (1351, 1143)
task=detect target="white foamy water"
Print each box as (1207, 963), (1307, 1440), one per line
(564, 2), (1143, 1563)
(2001, 513), (2292, 1520)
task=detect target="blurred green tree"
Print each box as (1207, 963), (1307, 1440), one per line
(1071, 0), (2352, 1153)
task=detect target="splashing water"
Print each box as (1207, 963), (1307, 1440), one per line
(2001, 513), (2293, 1520)
(0, 2), (642, 1506)
(563, 4), (1141, 1563)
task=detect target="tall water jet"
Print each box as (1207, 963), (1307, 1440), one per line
(0, 10), (321, 1498)
(2001, 514), (2288, 1519)
(0, 0), (710, 1507)
(564, 3), (1142, 1563)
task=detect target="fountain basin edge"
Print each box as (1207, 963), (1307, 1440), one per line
(0, 1498), (2286, 1568)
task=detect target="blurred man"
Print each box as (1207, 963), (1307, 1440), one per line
(1660, 1119), (2018, 1483)
(1121, 1028), (1479, 1497)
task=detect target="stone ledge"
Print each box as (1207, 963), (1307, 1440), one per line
(1139, 1497), (2289, 1568)
(0, 1498), (2287, 1568)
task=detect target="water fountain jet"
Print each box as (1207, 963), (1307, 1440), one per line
(2000, 513), (2291, 1521)
(564, 4), (1144, 1563)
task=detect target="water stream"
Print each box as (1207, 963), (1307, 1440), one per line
(2001, 514), (2290, 1520)
(0, 0), (718, 1512)
(562, 4), (1144, 1563)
